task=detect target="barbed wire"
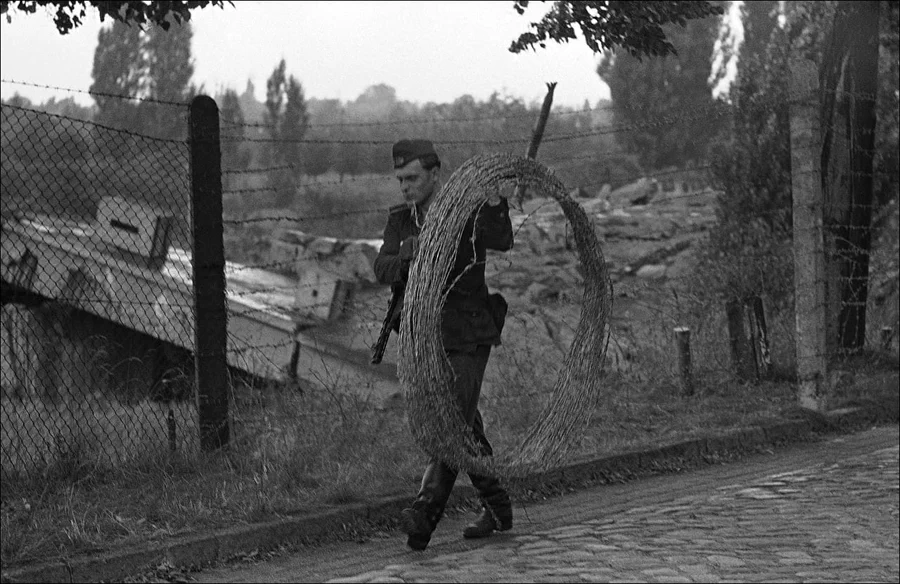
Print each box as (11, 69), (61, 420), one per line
(1, 103), (188, 145)
(1, 78), (190, 108)
(219, 106), (599, 131)
(217, 104), (732, 147)
(11, 258), (881, 328)
(3, 74), (895, 488)
(223, 207), (389, 224)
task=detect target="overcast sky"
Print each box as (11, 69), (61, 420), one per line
(0, 1), (614, 110)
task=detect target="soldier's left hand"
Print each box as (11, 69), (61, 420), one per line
(399, 235), (419, 260)
(486, 187), (504, 206)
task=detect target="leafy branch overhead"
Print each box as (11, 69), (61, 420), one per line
(0, 0), (231, 34)
(509, 0), (725, 59)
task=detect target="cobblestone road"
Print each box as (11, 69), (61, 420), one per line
(195, 426), (899, 583)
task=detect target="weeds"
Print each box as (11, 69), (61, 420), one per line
(1, 282), (897, 569)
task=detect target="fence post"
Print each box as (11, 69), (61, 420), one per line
(674, 326), (693, 396)
(726, 300), (755, 381)
(189, 95), (229, 450)
(168, 407), (177, 453)
(789, 59), (828, 412)
(882, 326), (894, 351)
(747, 295), (772, 380)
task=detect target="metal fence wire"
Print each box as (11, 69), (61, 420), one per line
(0, 84), (897, 480)
(1, 103), (199, 476)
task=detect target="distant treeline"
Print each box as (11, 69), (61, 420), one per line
(219, 81), (637, 192)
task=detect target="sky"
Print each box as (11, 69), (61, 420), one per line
(0, 1), (616, 110)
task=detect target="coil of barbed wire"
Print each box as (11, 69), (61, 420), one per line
(398, 152), (612, 479)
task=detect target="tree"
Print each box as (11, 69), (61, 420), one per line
(817, 1), (881, 352)
(264, 59), (309, 207)
(37, 96), (95, 120)
(218, 88), (250, 177)
(90, 20), (144, 132)
(778, 1), (882, 352)
(698, 0), (891, 375)
(697, 22), (794, 308)
(596, 15), (724, 171)
(302, 98), (342, 176)
(509, 0), (724, 59)
(90, 19), (196, 138)
(281, 76), (310, 176)
(143, 17), (194, 138)
(263, 60), (287, 139)
(874, 0), (899, 214)
(1, 0), (229, 34)
(740, 1), (780, 65)
(709, 1), (780, 97)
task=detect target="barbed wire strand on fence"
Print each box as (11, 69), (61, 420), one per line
(1, 78), (895, 483)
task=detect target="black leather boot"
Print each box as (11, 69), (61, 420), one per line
(400, 499), (440, 551)
(464, 472), (512, 539)
(462, 504), (513, 538)
(401, 462), (458, 550)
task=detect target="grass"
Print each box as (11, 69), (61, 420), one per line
(2, 195), (898, 568)
(2, 297), (896, 570)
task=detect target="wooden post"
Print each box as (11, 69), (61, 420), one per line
(674, 326), (693, 396)
(190, 95), (229, 450)
(168, 407), (177, 453)
(513, 82), (557, 209)
(789, 59), (828, 412)
(747, 295), (772, 380)
(726, 300), (755, 381)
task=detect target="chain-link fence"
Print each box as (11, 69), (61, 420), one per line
(1, 80), (897, 484)
(1, 102), (197, 477)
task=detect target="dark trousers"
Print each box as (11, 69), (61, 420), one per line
(413, 344), (510, 525)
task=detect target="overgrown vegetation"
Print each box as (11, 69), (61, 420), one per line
(2, 290), (896, 567)
(695, 19), (793, 311)
(2, 0), (898, 573)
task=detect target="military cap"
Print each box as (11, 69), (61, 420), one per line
(392, 138), (440, 169)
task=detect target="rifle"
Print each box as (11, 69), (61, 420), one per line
(371, 285), (404, 364)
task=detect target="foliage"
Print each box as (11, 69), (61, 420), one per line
(509, 0), (724, 59)
(90, 20), (143, 131)
(709, 1), (780, 95)
(142, 17), (195, 138)
(874, 0), (899, 217)
(4, 296), (894, 567)
(90, 19), (195, 139)
(697, 0), (897, 351)
(0, 0), (229, 34)
(694, 15), (793, 307)
(781, 1), (887, 351)
(739, 0), (781, 64)
(596, 14), (724, 172)
(263, 59), (309, 208)
(220, 83), (635, 224)
(218, 89), (251, 189)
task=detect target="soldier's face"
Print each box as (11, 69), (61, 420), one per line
(395, 159), (438, 207)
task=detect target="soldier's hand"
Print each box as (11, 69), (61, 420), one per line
(399, 235), (419, 260)
(486, 186), (504, 207)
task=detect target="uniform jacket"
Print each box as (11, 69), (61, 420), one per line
(373, 198), (514, 352)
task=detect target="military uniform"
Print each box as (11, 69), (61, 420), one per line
(374, 194), (514, 550)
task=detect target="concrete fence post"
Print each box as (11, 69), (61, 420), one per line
(789, 59), (828, 412)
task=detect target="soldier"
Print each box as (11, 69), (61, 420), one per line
(373, 139), (514, 551)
